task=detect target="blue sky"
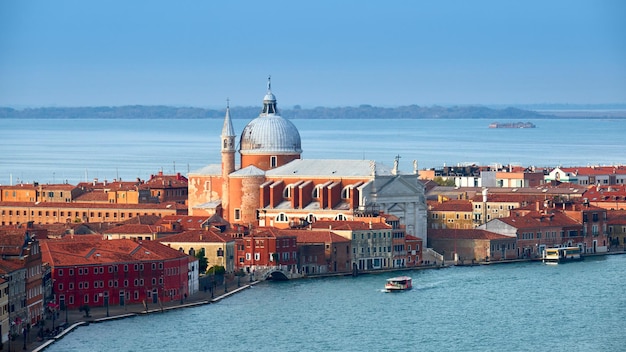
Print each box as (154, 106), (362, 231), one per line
(1, 0), (624, 108)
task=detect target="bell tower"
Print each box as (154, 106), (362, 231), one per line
(221, 100), (236, 220)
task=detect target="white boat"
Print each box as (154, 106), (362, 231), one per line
(385, 276), (412, 291)
(543, 247), (583, 264)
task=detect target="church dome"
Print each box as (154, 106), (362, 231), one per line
(239, 78), (302, 155)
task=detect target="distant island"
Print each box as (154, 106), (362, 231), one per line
(0, 104), (624, 120)
(489, 121), (536, 129)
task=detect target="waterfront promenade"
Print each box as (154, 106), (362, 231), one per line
(20, 276), (256, 352)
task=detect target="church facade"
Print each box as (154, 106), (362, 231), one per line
(187, 79), (428, 243)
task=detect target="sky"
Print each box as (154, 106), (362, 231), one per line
(0, 0), (625, 108)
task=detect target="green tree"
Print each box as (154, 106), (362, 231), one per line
(195, 249), (208, 273)
(433, 176), (456, 186)
(206, 265), (225, 275)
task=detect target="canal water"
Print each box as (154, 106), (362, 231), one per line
(46, 255), (624, 351)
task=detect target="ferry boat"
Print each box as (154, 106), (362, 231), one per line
(488, 121), (536, 129)
(385, 276), (412, 291)
(543, 247), (583, 264)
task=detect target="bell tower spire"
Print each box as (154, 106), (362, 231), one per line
(221, 99), (236, 220)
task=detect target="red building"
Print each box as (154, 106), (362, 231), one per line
(235, 227), (298, 273)
(0, 227), (44, 326)
(283, 229), (351, 275)
(40, 237), (190, 309)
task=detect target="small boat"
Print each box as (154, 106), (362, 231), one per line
(385, 276), (412, 291)
(543, 247), (583, 264)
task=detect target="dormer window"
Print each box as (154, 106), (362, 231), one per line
(283, 185), (292, 199)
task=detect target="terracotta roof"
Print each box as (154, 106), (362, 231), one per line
(559, 165), (626, 176)
(158, 229), (231, 243)
(157, 215), (214, 230)
(607, 210), (626, 225)
(103, 224), (158, 235)
(73, 191), (109, 202)
(428, 200), (473, 211)
(76, 180), (142, 191)
(279, 229), (350, 244)
(497, 210), (580, 229)
(121, 215), (162, 225)
(0, 258), (25, 273)
(142, 173), (188, 189)
(0, 201), (186, 210)
(429, 228), (512, 240)
(405, 234), (422, 242)
(40, 237), (189, 266)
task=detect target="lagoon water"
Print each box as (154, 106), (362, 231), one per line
(46, 255), (625, 352)
(2, 117), (625, 351)
(1, 118), (626, 186)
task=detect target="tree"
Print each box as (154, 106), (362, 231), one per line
(433, 176), (456, 186)
(206, 265), (225, 275)
(195, 249), (208, 273)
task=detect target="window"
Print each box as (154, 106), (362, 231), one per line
(270, 156), (277, 168)
(254, 253), (260, 261)
(341, 186), (351, 199)
(234, 208), (241, 221)
(69, 269), (74, 276)
(275, 213), (289, 223)
(58, 283), (63, 291)
(58, 269), (63, 276)
(334, 213), (347, 221)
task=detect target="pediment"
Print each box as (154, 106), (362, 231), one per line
(375, 176), (421, 197)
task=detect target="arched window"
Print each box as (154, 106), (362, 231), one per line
(341, 186), (351, 199)
(189, 248), (196, 257)
(306, 213), (316, 223)
(312, 185), (323, 199)
(276, 213), (289, 223)
(283, 185), (292, 199)
(334, 213), (347, 221)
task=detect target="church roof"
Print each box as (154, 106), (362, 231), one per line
(239, 78), (302, 155)
(189, 164), (221, 176)
(266, 159), (393, 178)
(229, 165), (265, 177)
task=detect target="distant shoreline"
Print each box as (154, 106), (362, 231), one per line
(2, 105), (626, 120)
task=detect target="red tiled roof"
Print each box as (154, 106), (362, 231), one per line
(158, 229), (231, 243)
(559, 165), (626, 176)
(0, 201), (186, 210)
(607, 210), (626, 225)
(279, 229), (350, 244)
(428, 200), (473, 211)
(40, 237), (189, 266)
(497, 210), (579, 229)
(429, 228), (512, 240)
(73, 191), (109, 202)
(103, 224), (158, 235)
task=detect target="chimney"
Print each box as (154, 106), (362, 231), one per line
(482, 189), (488, 203)
(369, 221), (372, 229)
(536, 201), (540, 211)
